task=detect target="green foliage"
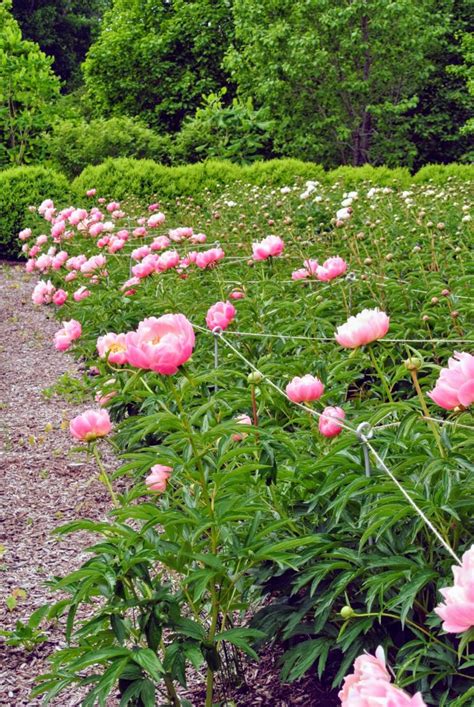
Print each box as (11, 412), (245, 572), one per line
(226, 0), (453, 167)
(173, 89), (275, 164)
(46, 117), (174, 178)
(0, 0), (60, 167)
(11, 0), (111, 92)
(0, 165), (70, 258)
(82, 0), (234, 132)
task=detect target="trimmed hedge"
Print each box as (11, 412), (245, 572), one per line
(0, 166), (72, 259)
(72, 158), (473, 203)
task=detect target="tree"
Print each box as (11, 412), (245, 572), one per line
(226, 0), (447, 167)
(11, 0), (110, 92)
(82, 0), (234, 133)
(0, 0), (60, 166)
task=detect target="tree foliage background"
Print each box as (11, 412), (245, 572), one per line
(3, 0), (473, 169)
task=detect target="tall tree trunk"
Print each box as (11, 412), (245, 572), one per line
(353, 13), (372, 166)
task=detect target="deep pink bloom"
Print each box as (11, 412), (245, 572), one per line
(125, 314), (195, 375)
(132, 245), (151, 261)
(52, 289), (68, 306)
(232, 414), (252, 441)
(157, 250), (180, 272)
(252, 235), (284, 261)
(339, 646), (426, 706)
(428, 352), (474, 410)
(316, 256), (348, 281)
(229, 289), (245, 300)
(97, 332), (128, 365)
(206, 301), (236, 331)
(54, 319), (82, 351)
(319, 406), (345, 437)
(435, 544), (474, 633)
(286, 375), (325, 403)
(335, 308), (390, 348)
(70, 409), (112, 442)
(195, 247), (225, 269)
(145, 464), (172, 492)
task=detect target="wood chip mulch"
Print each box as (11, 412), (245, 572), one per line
(0, 263), (339, 706)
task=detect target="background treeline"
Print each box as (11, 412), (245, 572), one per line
(1, 0), (473, 175)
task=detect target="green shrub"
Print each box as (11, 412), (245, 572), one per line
(46, 117), (174, 178)
(413, 163), (474, 184)
(0, 166), (71, 259)
(243, 159), (325, 186)
(324, 164), (412, 188)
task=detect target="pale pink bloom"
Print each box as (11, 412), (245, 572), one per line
(73, 286), (91, 302)
(35, 254), (53, 271)
(428, 352), (474, 410)
(133, 226), (148, 238)
(52, 251), (69, 269)
(102, 221), (114, 232)
(97, 237), (109, 248)
(132, 245), (151, 261)
(292, 268), (310, 281)
(32, 280), (55, 305)
(70, 409), (112, 442)
(286, 374), (325, 403)
(148, 203), (159, 212)
(43, 207), (56, 222)
(190, 232), (207, 244)
(95, 390), (117, 406)
(195, 247), (225, 269)
(339, 646), (426, 706)
(126, 314), (195, 375)
(252, 235), (284, 261)
(64, 271), (77, 282)
(147, 212), (166, 228)
(121, 276), (140, 291)
(319, 406), (345, 437)
(169, 226), (193, 242)
(90, 208), (104, 221)
(151, 236), (171, 251)
(157, 250), (180, 272)
(108, 237), (126, 253)
(106, 201), (120, 212)
(145, 464), (172, 492)
(316, 256), (348, 281)
(52, 289), (68, 306)
(98, 197), (106, 204)
(206, 301), (236, 331)
(336, 207), (352, 221)
(232, 413), (252, 442)
(69, 208), (88, 226)
(51, 221), (66, 238)
(335, 308), (390, 348)
(36, 234), (48, 246)
(86, 188), (97, 197)
(89, 222), (105, 237)
(137, 217), (146, 225)
(54, 319), (82, 351)
(303, 259), (319, 276)
(66, 254), (87, 271)
(97, 332), (128, 365)
(435, 544), (474, 632)
(229, 289), (245, 300)
(81, 254), (107, 274)
(116, 229), (129, 240)
(19, 227), (32, 240)
(38, 199), (54, 215)
(29, 245), (40, 258)
(132, 254), (159, 279)
(112, 210), (125, 219)
(25, 259), (36, 272)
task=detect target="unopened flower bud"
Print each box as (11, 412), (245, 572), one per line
(404, 356), (422, 371)
(451, 310), (459, 319)
(248, 371), (263, 385)
(385, 253), (393, 261)
(364, 257), (372, 266)
(431, 297), (439, 305)
(441, 289), (450, 296)
(340, 606), (355, 620)
(413, 245), (421, 253)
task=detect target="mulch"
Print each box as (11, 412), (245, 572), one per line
(0, 262), (339, 706)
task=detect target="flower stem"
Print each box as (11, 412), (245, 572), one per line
(92, 444), (119, 507)
(409, 367), (445, 458)
(368, 346), (394, 403)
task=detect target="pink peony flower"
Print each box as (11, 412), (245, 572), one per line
(106, 201), (120, 213)
(147, 212), (166, 228)
(54, 319), (82, 351)
(70, 409), (112, 442)
(229, 289), (245, 300)
(89, 222), (105, 238)
(73, 286), (91, 302)
(195, 247), (225, 269)
(86, 188), (97, 197)
(32, 280), (55, 305)
(145, 464), (172, 492)
(232, 414), (252, 442)
(151, 235), (171, 251)
(206, 301), (236, 331)
(133, 226), (148, 238)
(339, 646), (426, 706)
(319, 406), (345, 437)
(316, 256), (348, 281)
(286, 374), (325, 403)
(132, 245), (151, 261)
(292, 268), (310, 281)
(190, 232), (207, 244)
(435, 544), (474, 633)
(97, 332), (128, 365)
(52, 289), (68, 306)
(252, 235), (285, 261)
(335, 308), (390, 348)
(125, 314), (195, 375)
(157, 250), (180, 272)
(428, 352), (474, 410)
(19, 227), (32, 241)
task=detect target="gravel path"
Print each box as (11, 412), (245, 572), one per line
(0, 263), (339, 707)
(0, 263), (114, 706)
